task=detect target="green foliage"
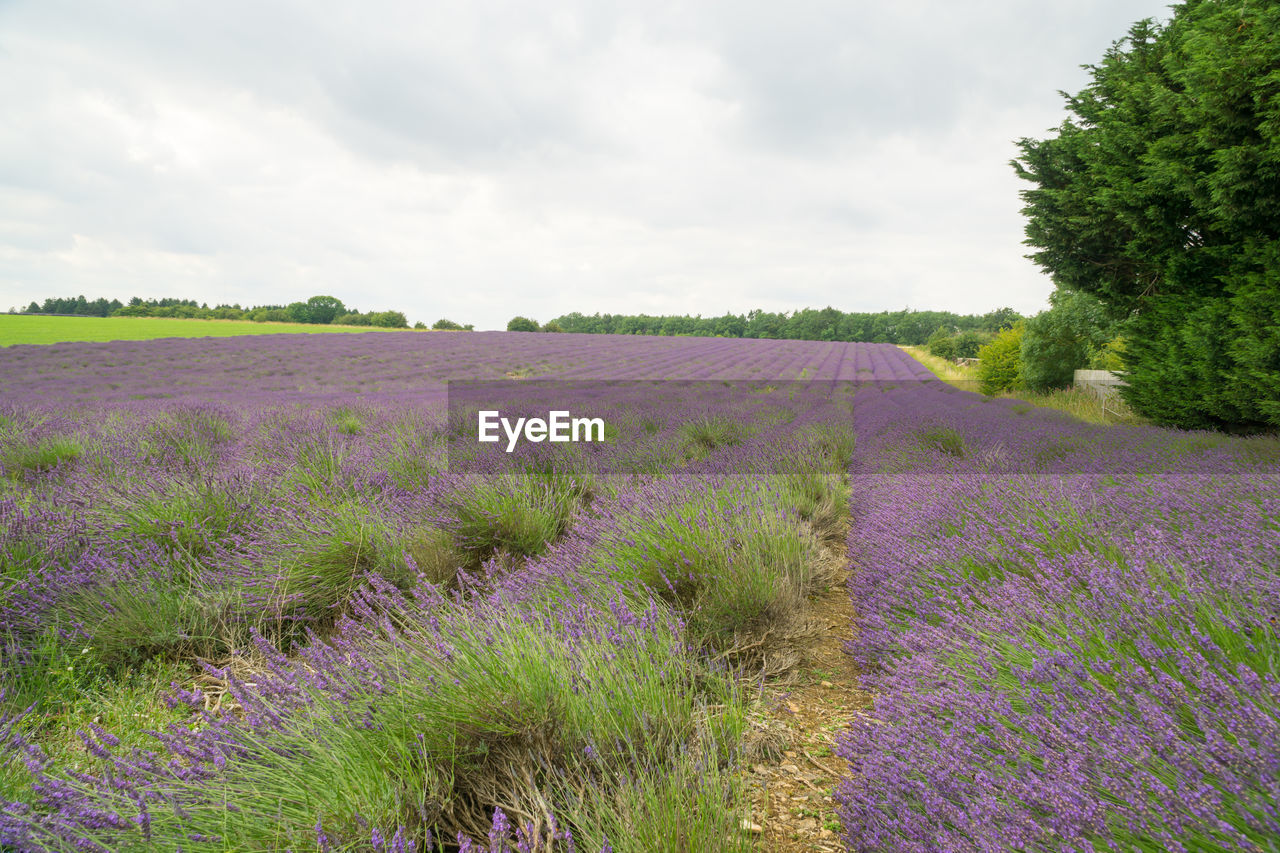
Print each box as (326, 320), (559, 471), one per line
(2, 436), (83, 478)
(369, 310), (408, 328)
(917, 426), (966, 458)
(1013, 1), (1280, 429)
(19, 295), (123, 317)
(541, 320), (564, 333)
(679, 416), (748, 459)
(55, 568), (237, 662)
(587, 485), (817, 652)
(547, 306), (1023, 345)
(953, 330), (988, 359)
(977, 325), (1024, 396)
(431, 318), (473, 330)
(563, 753), (753, 853)
(927, 327), (957, 360)
(305, 295), (345, 325)
(1088, 336), (1127, 372)
(0, 627), (108, 717)
(15, 293), (425, 333)
(104, 481), (258, 559)
(73, 592), (743, 851)
(1021, 290), (1119, 392)
(443, 474), (583, 567)
(146, 405), (235, 468)
(506, 316), (540, 332)
(278, 502), (423, 618)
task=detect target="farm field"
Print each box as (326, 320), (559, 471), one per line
(0, 315), (394, 348)
(1, 333), (1277, 851)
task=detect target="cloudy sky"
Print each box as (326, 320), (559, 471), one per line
(1, 1), (1173, 330)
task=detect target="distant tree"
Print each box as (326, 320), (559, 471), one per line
(953, 330), (988, 360)
(286, 302), (312, 324)
(927, 327), (957, 361)
(370, 310), (408, 328)
(977, 324), (1024, 396)
(335, 312), (371, 326)
(507, 316), (539, 332)
(432, 318), (467, 330)
(413, 321), (427, 329)
(305, 295), (346, 325)
(979, 307), (1022, 332)
(541, 320), (564, 333)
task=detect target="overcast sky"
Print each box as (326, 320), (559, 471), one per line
(1, 1), (1173, 330)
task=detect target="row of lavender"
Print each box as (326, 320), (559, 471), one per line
(0, 334), (871, 851)
(836, 360), (1280, 850)
(0, 331), (887, 406)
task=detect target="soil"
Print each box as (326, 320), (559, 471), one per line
(741, 540), (873, 852)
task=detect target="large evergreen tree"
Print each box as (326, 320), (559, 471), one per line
(1013, 0), (1280, 430)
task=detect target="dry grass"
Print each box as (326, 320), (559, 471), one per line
(1004, 386), (1144, 426)
(900, 346), (976, 384)
(900, 346), (1146, 426)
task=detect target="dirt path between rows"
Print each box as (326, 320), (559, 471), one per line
(743, 536), (873, 851)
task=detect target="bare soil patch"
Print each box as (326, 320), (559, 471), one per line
(741, 537), (872, 851)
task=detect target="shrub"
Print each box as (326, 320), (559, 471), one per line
(506, 316), (539, 332)
(927, 327), (957, 361)
(1020, 290), (1117, 392)
(369, 311), (408, 328)
(977, 324), (1023, 396)
(953, 330), (988, 359)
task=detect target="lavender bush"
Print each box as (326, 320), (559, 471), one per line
(836, 365), (1280, 851)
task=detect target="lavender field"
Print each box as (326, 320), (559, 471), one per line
(1, 332), (1276, 851)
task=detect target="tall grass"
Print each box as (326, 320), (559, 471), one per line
(585, 482), (819, 655)
(24, 582), (749, 851)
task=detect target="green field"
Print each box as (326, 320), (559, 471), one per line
(0, 315), (396, 347)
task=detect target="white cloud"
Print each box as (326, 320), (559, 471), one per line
(0, 0), (1174, 327)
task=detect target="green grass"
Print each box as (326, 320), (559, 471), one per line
(40, 589), (748, 851)
(1002, 386), (1144, 426)
(916, 425), (967, 458)
(901, 345), (1145, 425)
(585, 482), (818, 654)
(901, 345), (977, 383)
(1, 436), (84, 478)
(0, 315), (397, 347)
(443, 472), (585, 568)
(0, 635), (191, 807)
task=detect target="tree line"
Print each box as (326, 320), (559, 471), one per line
(16, 295), (413, 329)
(510, 306), (1023, 345)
